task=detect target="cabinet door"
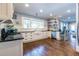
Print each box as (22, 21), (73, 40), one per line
(0, 4), (1, 19)
(0, 3), (6, 19)
(0, 3), (7, 20)
(43, 32), (48, 38)
(31, 32), (38, 40)
(7, 3), (14, 20)
(47, 31), (51, 38)
(0, 3), (13, 20)
(39, 32), (44, 39)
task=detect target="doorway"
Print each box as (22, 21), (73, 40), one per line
(60, 21), (76, 49)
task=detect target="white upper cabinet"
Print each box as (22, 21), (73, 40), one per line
(0, 3), (13, 20)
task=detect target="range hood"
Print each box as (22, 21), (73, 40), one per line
(0, 20), (13, 24)
(3, 20), (13, 24)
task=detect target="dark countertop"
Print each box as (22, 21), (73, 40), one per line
(0, 33), (24, 43)
(0, 37), (24, 42)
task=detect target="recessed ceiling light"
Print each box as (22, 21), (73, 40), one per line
(25, 4), (29, 7)
(40, 9), (43, 13)
(66, 10), (71, 13)
(50, 13), (53, 16)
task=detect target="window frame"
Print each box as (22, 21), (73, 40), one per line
(22, 17), (45, 29)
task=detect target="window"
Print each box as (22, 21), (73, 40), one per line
(31, 19), (44, 28)
(22, 17), (45, 29)
(22, 18), (30, 28)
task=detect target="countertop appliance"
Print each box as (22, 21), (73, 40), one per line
(1, 28), (6, 41)
(1, 28), (18, 41)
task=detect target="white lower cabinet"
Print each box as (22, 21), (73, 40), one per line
(23, 31), (51, 43)
(23, 33), (32, 43)
(47, 31), (51, 38)
(0, 40), (23, 56)
(43, 32), (48, 38)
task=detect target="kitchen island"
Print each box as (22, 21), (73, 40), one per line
(0, 34), (24, 56)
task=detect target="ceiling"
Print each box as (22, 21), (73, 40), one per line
(13, 3), (76, 20)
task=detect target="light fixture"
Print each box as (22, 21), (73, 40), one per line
(25, 4), (29, 7)
(66, 10), (71, 13)
(40, 9), (43, 13)
(50, 13), (53, 16)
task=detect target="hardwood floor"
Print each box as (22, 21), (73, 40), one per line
(23, 39), (79, 56)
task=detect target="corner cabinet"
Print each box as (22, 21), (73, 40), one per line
(0, 3), (13, 20)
